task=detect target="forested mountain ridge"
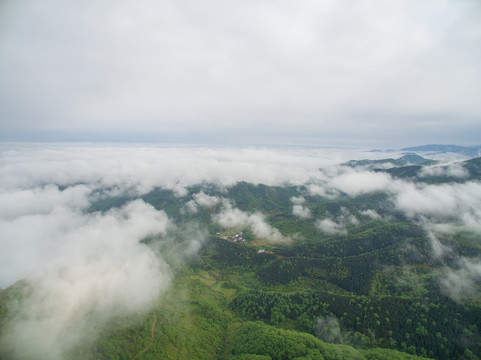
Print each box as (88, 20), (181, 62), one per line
(373, 156), (481, 183)
(343, 153), (481, 184)
(344, 154), (433, 169)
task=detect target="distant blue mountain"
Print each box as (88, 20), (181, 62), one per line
(401, 144), (481, 157)
(375, 156), (481, 183)
(344, 153), (433, 168)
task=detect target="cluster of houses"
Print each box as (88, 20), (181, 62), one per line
(229, 231), (248, 244)
(215, 231), (266, 254)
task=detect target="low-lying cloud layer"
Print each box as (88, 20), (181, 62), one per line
(0, 143), (379, 194)
(1, 198), (177, 359)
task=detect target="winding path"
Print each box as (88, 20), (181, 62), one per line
(133, 311), (157, 359)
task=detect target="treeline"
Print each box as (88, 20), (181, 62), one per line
(376, 156), (481, 184)
(256, 222), (429, 294)
(256, 255), (379, 294)
(287, 221), (427, 259)
(199, 237), (275, 270)
(228, 321), (431, 360)
(231, 289), (481, 359)
(227, 182), (299, 213)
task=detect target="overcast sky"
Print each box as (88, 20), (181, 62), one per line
(1, 0), (480, 147)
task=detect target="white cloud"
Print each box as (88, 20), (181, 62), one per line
(340, 206), (360, 226)
(291, 196), (311, 218)
(0, 143), (382, 195)
(1, 0), (480, 144)
(439, 257), (481, 303)
(419, 162), (469, 178)
(316, 218), (347, 235)
(394, 182), (481, 230)
(360, 209), (381, 220)
(193, 191), (220, 208)
(306, 182), (339, 199)
(185, 199), (198, 213)
(0, 184), (91, 219)
(316, 207), (359, 235)
(293, 204), (311, 219)
(328, 169), (393, 196)
(423, 227), (454, 260)
(213, 200), (286, 242)
(290, 196), (306, 205)
(0, 200), (177, 359)
(312, 162), (481, 239)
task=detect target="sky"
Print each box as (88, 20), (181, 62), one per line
(1, 0), (481, 147)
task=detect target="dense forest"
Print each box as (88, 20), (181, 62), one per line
(1, 155), (481, 359)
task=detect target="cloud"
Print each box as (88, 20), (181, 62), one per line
(306, 183), (338, 199)
(0, 184), (91, 220)
(0, 143), (384, 196)
(0, 0), (480, 145)
(328, 169), (393, 196)
(340, 206), (360, 226)
(314, 316), (343, 344)
(0, 144), (236, 357)
(316, 218), (347, 235)
(389, 180), (481, 301)
(193, 191), (221, 208)
(439, 257), (481, 303)
(394, 182), (481, 230)
(419, 162), (470, 178)
(184, 199), (199, 213)
(424, 227), (454, 260)
(0, 200), (178, 359)
(313, 162), (481, 243)
(315, 207), (359, 235)
(290, 196), (306, 205)
(307, 167), (480, 304)
(292, 204), (311, 219)
(291, 196), (311, 218)
(184, 192), (221, 213)
(213, 200), (286, 242)
(359, 209), (381, 220)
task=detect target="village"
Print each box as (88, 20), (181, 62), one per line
(215, 230), (266, 254)
(228, 231), (247, 244)
(215, 230), (248, 244)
